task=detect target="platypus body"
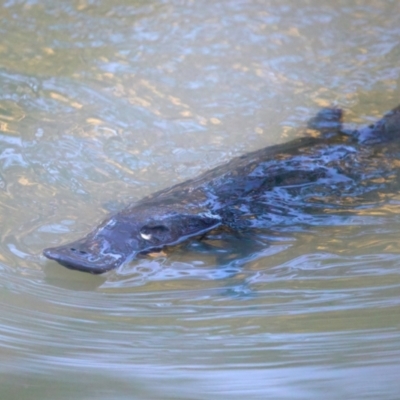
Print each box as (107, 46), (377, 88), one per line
(44, 105), (400, 274)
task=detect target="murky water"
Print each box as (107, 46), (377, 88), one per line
(0, 0), (400, 398)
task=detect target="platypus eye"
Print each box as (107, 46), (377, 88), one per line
(139, 225), (169, 241)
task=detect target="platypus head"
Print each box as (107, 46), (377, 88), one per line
(43, 207), (221, 274)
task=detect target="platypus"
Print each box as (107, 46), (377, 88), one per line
(43, 105), (400, 274)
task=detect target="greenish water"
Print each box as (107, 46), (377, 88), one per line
(0, 0), (400, 399)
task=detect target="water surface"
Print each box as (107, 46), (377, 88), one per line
(0, 0), (400, 399)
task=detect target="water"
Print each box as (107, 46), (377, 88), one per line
(0, 0), (400, 398)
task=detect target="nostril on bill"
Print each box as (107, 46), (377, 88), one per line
(70, 247), (88, 255)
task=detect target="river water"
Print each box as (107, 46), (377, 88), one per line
(0, 0), (400, 399)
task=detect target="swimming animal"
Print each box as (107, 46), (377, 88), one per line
(43, 105), (400, 273)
